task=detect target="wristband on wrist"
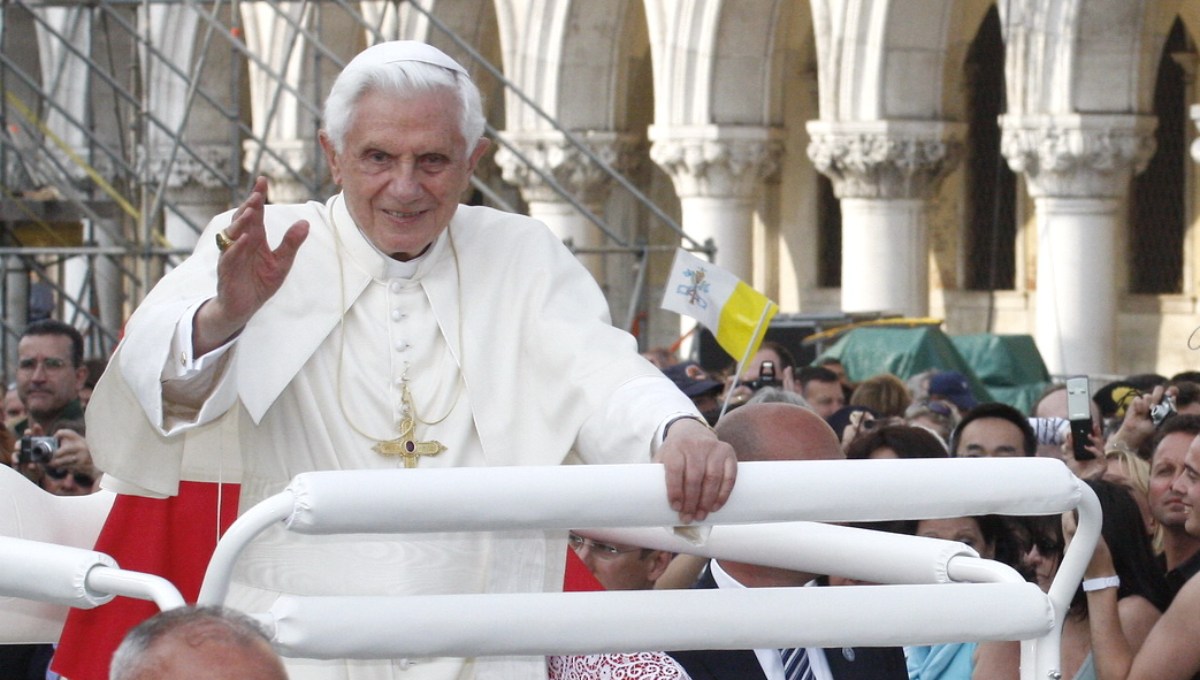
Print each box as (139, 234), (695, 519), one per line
(1082, 575), (1120, 592)
(662, 415), (711, 440)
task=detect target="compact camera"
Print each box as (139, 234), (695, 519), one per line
(18, 435), (58, 465)
(745, 360), (781, 391)
(1150, 395), (1177, 426)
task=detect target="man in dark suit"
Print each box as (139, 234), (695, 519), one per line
(668, 403), (909, 680)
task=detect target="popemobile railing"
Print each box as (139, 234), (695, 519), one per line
(0, 457), (1098, 680)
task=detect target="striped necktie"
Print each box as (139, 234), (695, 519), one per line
(780, 647), (815, 680)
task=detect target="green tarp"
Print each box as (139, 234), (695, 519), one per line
(815, 327), (1051, 413)
(950, 334), (1052, 413)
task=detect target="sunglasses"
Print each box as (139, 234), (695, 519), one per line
(43, 465), (94, 487)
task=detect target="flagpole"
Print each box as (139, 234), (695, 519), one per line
(718, 303), (776, 420)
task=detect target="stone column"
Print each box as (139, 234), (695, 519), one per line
(806, 121), (963, 318)
(494, 130), (640, 282)
(238, 2), (327, 204)
(33, 6), (95, 186)
(648, 126), (782, 281)
(137, 3), (237, 252)
(1001, 114), (1156, 376)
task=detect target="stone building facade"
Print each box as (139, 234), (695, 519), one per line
(2, 0), (1199, 378)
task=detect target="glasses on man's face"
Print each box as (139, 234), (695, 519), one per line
(17, 357), (69, 372)
(567, 533), (643, 560)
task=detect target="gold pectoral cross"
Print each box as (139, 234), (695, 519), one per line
(373, 414), (446, 468)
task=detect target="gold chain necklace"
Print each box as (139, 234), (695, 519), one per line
(330, 197), (466, 466)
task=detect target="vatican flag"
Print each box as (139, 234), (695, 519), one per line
(661, 248), (778, 365)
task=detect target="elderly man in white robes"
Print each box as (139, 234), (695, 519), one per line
(64, 41), (735, 680)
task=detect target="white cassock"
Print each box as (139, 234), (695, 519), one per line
(87, 195), (698, 680)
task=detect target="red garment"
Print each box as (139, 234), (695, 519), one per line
(52, 482), (239, 680)
(562, 546), (604, 592)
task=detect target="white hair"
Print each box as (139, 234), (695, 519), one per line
(323, 49), (485, 157)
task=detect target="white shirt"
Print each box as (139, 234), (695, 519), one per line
(709, 560), (834, 680)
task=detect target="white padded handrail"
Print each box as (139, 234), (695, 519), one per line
(285, 458), (1081, 533)
(0, 537), (117, 609)
(576, 523), (1001, 586)
(0, 536), (185, 613)
(258, 583), (1053, 659)
(85, 567), (186, 612)
(201, 458), (1079, 603)
(197, 458), (1099, 680)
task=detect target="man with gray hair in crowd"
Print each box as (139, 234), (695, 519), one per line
(110, 606), (286, 680)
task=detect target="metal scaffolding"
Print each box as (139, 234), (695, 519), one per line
(0, 0), (696, 381)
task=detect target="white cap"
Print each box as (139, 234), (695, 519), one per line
(343, 40), (468, 77)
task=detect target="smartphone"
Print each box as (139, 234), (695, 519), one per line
(1066, 376), (1094, 460)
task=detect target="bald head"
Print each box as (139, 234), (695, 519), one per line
(716, 403), (843, 462)
(110, 606), (288, 680)
(711, 403), (842, 587)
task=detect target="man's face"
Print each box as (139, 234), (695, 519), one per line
(1149, 432), (1196, 530)
(1178, 437), (1200, 536)
(16, 334), (84, 421)
(956, 417), (1026, 457)
(320, 88), (487, 261)
(569, 534), (667, 590)
(802, 380), (844, 418)
(40, 468), (94, 497)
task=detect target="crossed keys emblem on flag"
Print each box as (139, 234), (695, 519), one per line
(677, 267), (710, 309)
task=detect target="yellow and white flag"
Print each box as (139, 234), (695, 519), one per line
(661, 248), (778, 363)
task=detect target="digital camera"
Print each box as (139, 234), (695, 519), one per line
(745, 360), (781, 391)
(1150, 395), (1177, 426)
(18, 435), (58, 465)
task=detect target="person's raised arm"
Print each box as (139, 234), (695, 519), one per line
(1108, 384), (1177, 456)
(192, 176), (309, 356)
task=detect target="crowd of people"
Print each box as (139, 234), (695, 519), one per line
(4, 36), (1200, 680)
(620, 342), (1200, 680)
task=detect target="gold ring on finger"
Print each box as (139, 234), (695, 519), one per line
(215, 229), (235, 253)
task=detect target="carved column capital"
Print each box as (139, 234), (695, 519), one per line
(1000, 114), (1157, 198)
(648, 126), (784, 199)
(493, 130), (641, 206)
(140, 143), (235, 190)
(805, 121), (965, 199)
